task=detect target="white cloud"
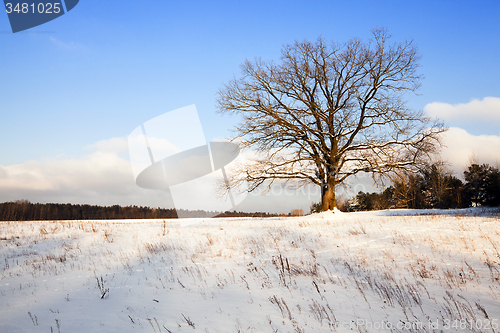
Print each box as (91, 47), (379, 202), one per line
(440, 127), (500, 176)
(0, 137), (243, 211)
(0, 135), (318, 213)
(1, 149), (132, 193)
(85, 137), (129, 154)
(0, 137), (166, 207)
(424, 97), (500, 122)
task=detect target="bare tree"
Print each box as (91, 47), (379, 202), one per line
(217, 29), (446, 211)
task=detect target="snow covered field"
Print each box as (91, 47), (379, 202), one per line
(1, 209), (499, 332)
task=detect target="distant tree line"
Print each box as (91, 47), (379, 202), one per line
(0, 200), (278, 221)
(4, 162), (499, 220)
(344, 162), (500, 212)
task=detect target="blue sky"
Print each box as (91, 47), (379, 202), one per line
(1, 0), (500, 212)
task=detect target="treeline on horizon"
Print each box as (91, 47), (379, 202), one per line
(3, 163), (499, 221)
(0, 200), (278, 221)
(338, 162), (500, 212)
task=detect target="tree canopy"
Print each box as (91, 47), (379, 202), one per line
(217, 29), (445, 211)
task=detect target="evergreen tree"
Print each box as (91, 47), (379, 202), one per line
(463, 163), (500, 207)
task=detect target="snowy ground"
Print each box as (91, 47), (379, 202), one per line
(1, 208), (499, 332)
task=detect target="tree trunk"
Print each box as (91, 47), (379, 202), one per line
(321, 179), (336, 211)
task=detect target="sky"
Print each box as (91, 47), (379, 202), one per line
(1, 0), (500, 213)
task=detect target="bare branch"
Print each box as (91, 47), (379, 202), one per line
(216, 29), (446, 211)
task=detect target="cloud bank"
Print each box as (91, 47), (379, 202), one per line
(0, 138), (167, 208)
(1, 123), (499, 212)
(0, 138), (315, 213)
(425, 96), (500, 123)
(439, 127), (500, 176)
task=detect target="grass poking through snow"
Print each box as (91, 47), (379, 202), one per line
(0, 209), (499, 331)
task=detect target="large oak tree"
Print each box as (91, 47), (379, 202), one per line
(217, 29), (446, 211)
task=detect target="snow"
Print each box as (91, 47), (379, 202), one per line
(1, 209), (499, 332)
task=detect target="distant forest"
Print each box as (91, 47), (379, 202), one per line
(0, 200), (277, 221)
(3, 162), (499, 221)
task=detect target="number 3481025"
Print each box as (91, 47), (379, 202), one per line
(5, 3), (62, 14)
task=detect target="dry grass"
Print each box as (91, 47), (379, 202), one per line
(0, 213), (499, 331)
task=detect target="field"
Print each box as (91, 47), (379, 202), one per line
(1, 208), (499, 332)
